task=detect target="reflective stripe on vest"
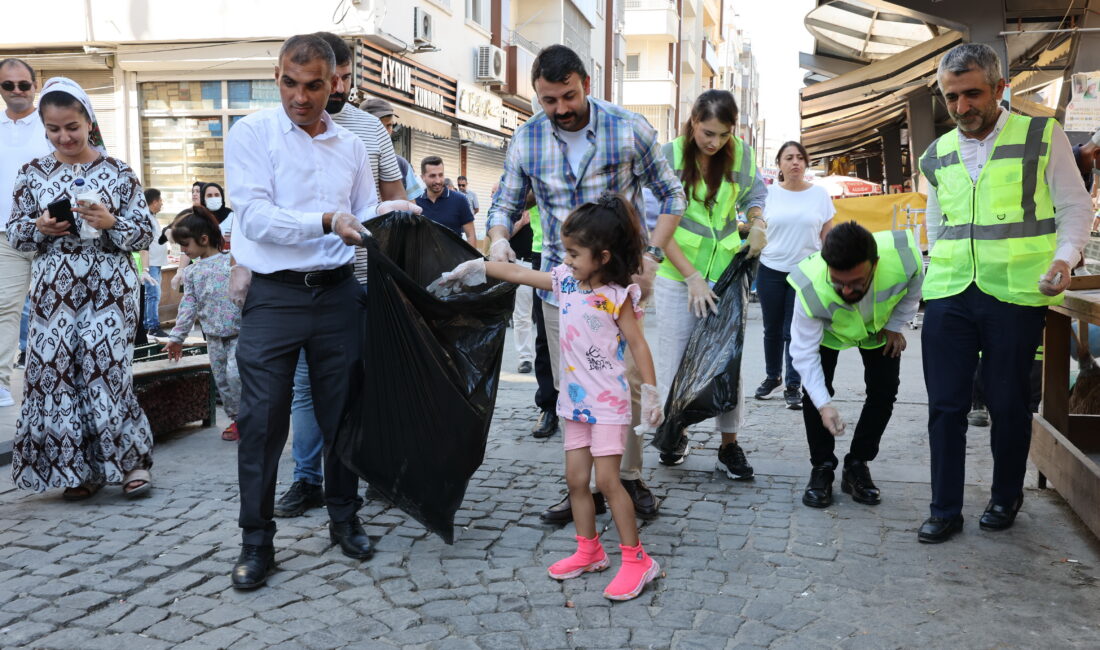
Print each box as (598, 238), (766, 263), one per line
(529, 205), (543, 254)
(789, 229), (921, 350)
(657, 135), (755, 283)
(918, 113), (1058, 307)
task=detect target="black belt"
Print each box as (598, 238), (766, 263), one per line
(256, 264), (353, 287)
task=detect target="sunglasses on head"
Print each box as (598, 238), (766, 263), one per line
(1, 81), (33, 92)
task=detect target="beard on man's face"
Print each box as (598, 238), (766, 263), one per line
(325, 93), (348, 115)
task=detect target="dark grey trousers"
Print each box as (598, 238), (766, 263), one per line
(236, 273), (363, 546)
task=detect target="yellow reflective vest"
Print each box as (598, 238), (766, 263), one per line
(918, 113), (1059, 307)
(657, 135), (756, 282)
(788, 229), (923, 350)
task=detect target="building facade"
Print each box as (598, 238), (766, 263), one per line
(0, 1), (620, 235)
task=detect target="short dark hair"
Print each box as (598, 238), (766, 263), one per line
(561, 193), (644, 288)
(0, 58), (35, 83)
(313, 32), (352, 67)
(457, 175), (468, 182)
(144, 188), (162, 204)
(821, 221), (878, 271)
(172, 205), (225, 250)
(531, 44), (588, 87)
(421, 156), (443, 173)
(278, 34), (336, 74)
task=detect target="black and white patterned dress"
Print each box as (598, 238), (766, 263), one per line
(6, 154), (155, 492)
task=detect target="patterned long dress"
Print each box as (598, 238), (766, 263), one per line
(7, 154), (155, 492)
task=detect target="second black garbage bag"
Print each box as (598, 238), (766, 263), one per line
(652, 248), (756, 454)
(334, 212), (515, 544)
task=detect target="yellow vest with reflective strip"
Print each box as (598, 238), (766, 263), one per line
(918, 113), (1059, 307)
(788, 229), (922, 351)
(657, 136), (755, 282)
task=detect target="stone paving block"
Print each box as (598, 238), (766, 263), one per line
(175, 627), (248, 650)
(732, 619), (784, 647)
(144, 615), (206, 643)
(83, 632), (172, 649)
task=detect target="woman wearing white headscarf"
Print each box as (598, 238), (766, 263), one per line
(6, 77), (155, 499)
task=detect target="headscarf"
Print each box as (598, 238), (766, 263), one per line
(199, 182), (233, 224)
(38, 77), (107, 155)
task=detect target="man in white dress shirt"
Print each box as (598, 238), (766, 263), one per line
(0, 58), (51, 408)
(225, 34), (419, 589)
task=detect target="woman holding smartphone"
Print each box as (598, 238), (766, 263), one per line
(6, 77), (155, 499)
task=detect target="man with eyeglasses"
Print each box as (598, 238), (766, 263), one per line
(787, 221), (923, 510)
(0, 58), (51, 409)
(456, 175), (479, 216)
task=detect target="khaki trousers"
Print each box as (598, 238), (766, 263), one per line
(0, 232), (34, 388)
(542, 301), (644, 480)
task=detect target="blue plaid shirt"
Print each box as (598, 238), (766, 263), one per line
(487, 96), (686, 304)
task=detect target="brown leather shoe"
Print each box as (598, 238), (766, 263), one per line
(538, 492), (606, 524)
(620, 478), (660, 519)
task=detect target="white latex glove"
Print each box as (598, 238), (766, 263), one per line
(229, 265), (252, 308)
(140, 271), (157, 287)
(427, 258), (487, 297)
(332, 212), (372, 246)
(375, 200), (423, 216)
(684, 272), (719, 318)
(641, 383), (664, 429)
(743, 219), (767, 258)
(170, 264), (188, 291)
(819, 404), (846, 437)
(489, 238), (515, 263)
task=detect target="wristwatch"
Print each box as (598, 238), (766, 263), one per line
(644, 245), (665, 263)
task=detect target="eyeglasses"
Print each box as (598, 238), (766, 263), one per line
(1, 81), (33, 92)
(830, 262), (876, 294)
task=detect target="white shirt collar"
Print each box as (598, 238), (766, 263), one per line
(1, 110), (39, 126)
(275, 106), (338, 140)
(960, 107), (1009, 144)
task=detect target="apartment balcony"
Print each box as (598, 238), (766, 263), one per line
(624, 0), (678, 42)
(702, 0), (720, 28)
(623, 70), (677, 107)
(702, 38), (719, 75)
(681, 37), (699, 75)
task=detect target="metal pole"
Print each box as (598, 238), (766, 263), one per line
(1000, 28), (1100, 36)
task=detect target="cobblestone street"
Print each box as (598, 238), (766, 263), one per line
(1, 306), (1098, 649)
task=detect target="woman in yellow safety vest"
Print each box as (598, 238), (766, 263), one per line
(654, 89), (767, 479)
(754, 141), (835, 409)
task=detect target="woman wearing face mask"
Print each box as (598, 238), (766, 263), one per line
(6, 77), (155, 500)
(654, 89), (767, 480)
(754, 141), (835, 409)
(199, 182), (233, 251)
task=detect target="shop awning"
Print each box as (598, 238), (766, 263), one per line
(395, 106), (453, 139)
(800, 29), (962, 159)
(457, 125), (507, 149)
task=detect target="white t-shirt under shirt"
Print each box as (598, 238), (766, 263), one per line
(758, 183), (836, 273)
(555, 125), (594, 177)
(1, 111), (51, 233)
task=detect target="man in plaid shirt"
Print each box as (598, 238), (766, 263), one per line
(486, 45), (686, 522)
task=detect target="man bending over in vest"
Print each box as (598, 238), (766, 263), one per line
(788, 222), (923, 509)
(917, 43), (1092, 543)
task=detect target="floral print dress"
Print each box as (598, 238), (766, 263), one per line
(7, 154), (155, 491)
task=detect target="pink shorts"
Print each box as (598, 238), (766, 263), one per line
(562, 419), (629, 457)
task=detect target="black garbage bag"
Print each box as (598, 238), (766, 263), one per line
(334, 212), (515, 544)
(652, 248), (756, 454)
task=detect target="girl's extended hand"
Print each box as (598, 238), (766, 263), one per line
(427, 259), (487, 297)
(73, 202), (116, 230)
(35, 209), (71, 237)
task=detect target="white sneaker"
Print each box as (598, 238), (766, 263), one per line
(0, 386), (13, 407)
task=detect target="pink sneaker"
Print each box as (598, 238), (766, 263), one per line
(548, 534), (610, 580)
(603, 542), (660, 601)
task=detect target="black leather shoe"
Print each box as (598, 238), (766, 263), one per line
(517, 361), (533, 373)
(539, 492), (607, 524)
(273, 480), (324, 518)
(231, 544), (275, 590)
(330, 519), (374, 559)
(979, 494), (1024, 531)
(621, 478), (660, 519)
(532, 410), (559, 439)
(917, 515), (964, 543)
(802, 465), (834, 508)
(841, 461), (881, 505)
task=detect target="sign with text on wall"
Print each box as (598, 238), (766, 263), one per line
(356, 39), (457, 118)
(1065, 71), (1100, 133)
(456, 82), (503, 130)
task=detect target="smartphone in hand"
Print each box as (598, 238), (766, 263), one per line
(46, 198), (78, 236)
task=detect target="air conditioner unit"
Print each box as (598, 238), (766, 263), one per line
(476, 44), (507, 84)
(414, 8), (435, 46)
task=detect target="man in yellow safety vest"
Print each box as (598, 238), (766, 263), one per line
(916, 43), (1093, 543)
(788, 222), (923, 509)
